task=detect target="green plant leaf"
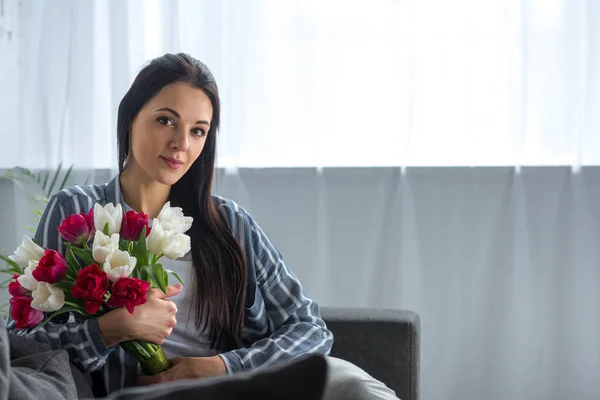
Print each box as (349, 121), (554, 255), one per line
(137, 226), (148, 265)
(3, 177), (36, 203)
(42, 170), (50, 192)
(46, 162), (63, 198)
(34, 195), (49, 203)
(0, 265), (21, 276)
(40, 307), (89, 327)
(165, 269), (184, 286)
(0, 254), (20, 269)
(58, 164), (73, 192)
(0, 275), (14, 287)
(70, 247), (95, 267)
(139, 264), (167, 293)
(65, 246), (83, 277)
(152, 263), (167, 293)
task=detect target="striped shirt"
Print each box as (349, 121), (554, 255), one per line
(6, 176), (333, 394)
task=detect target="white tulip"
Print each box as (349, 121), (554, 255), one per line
(92, 231), (120, 264)
(17, 260), (40, 292)
(31, 282), (65, 312)
(162, 232), (191, 260)
(94, 203), (123, 235)
(103, 249), (136, 282)
(9, 236), (45, 268)
(146, 219), (169, 256)
(156, 202), (193, 233)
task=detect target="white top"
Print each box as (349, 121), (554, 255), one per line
(159, 254), (217, 359)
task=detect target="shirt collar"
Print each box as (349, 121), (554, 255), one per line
(106, 175), (134, 212)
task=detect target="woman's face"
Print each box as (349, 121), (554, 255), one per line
(126, 81), (213, 186)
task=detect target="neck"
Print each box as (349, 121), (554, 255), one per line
(119, 167), (170, 219)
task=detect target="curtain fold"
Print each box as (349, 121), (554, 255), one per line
(2, 0), (599, 169)
(212, 166), (600, 400)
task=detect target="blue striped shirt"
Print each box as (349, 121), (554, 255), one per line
(6, 176), (333, 393)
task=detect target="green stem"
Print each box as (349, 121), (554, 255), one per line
(131, 341), (152, 359)
(142, 342), (158, 356)
(63, 300), (85, 311)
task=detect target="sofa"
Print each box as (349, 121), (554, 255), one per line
(1, 308), (420, 400)
(321, 307), (420, 400)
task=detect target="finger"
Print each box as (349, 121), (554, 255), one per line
(162, 284), (183, 298)
(137, 374), (160, 386)
(147, 284), (182, 299)
(169, 357), (183, 365)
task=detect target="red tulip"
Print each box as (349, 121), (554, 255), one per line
(72, 264), (109, 315)
(58, 208), (95, 245)
(8, 275), (29, 296)
(9, 295), (44, 329)
(120, 210), (151, 241)
(32, 249), (68, 283)
(107, 277), (150, 314)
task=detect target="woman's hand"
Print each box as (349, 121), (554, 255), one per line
(98, 284), (182, 347)
(137, 356), (227, 385)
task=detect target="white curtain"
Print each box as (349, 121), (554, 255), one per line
(212, 166), (600, 400)
(2, 0), (600, 169)
(2, 1), (600, 399)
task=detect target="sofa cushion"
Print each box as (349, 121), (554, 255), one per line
(103, 354), (328, 400)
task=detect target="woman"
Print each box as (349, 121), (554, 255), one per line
(7, 53), (397, 399)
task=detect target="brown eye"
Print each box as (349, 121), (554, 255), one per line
(192, 128), (206, 137)
(157, 116), (174, 126)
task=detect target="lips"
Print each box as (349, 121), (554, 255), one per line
(160, 156), (184, 170)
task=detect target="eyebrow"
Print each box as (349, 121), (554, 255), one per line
(156, 107), (210, 126)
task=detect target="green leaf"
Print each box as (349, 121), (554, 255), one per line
(0, 276), (14, 287)
(103, 222), (110, 236)
(58, 164), (73, 192)
(152, 263), (167, 293)
(31, 209), (42, 217)
(40, 306), (89, 327)
(34, 195), (49, 204)
(0, 265), (21, 275)
(65, 246), (82, 276)
(25, 225), (37, 233)
(0, 254), (20, 269)
(166, 269), (184, 286)
(139, 264), (167, 292)
(130, 265), (141, 280)
(54, 279), (75, 291)
(70, 247), (95, 267)
(46, 162), (62, 198)
(137, 266), (149, 281)
(42, 170), (50, 192)
(137, 226), (148, 265)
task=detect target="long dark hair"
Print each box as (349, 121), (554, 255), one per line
(117, 53), (247, 351)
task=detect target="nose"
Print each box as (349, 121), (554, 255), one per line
(169, 126), (189, 152)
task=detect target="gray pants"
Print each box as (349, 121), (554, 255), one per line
(324, 357), (400, 400)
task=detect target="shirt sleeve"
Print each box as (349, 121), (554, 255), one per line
(5, 192), (113, 372)
(218, 202), (333, 373)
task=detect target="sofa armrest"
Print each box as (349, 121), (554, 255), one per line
(320, 307), (420, 400)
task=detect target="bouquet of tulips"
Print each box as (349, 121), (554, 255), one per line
(7, 201), (192, 375)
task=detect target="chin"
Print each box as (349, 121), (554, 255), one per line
(153, 170), (185, 186)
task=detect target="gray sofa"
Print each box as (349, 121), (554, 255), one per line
(2, 308), (420, 399)
(321, 307), (420, 400)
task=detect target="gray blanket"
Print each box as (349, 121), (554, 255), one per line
(1, 318), (327, 400)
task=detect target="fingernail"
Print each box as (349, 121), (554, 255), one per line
(175, 283), (182, 289)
